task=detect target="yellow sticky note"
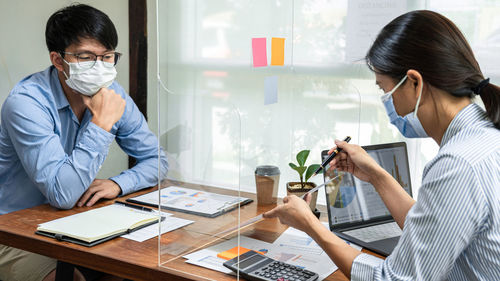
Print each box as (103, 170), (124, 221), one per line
(271, 37), (285, 66)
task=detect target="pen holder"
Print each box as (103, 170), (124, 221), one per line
(286, 182), (318, 212)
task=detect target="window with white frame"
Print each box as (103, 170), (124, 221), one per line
(157, 0), (500, 204)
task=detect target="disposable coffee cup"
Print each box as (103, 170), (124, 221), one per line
(254, 165), (280, 205)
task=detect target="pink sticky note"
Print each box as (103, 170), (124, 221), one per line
(252, 38), (267, 67)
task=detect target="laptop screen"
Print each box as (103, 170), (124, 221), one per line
(322, 142), (412, 228)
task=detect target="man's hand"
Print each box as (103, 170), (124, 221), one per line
(77, 179), (122, 207)
(82, 88), (126, 132)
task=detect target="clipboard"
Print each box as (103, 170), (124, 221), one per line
(127, 186), (253, 218)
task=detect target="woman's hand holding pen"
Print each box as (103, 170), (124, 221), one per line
(264, 139), (387, 232)
(328, 139), (385, 184)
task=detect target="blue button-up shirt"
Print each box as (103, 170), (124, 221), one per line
(351, 103), (500, 280)
(0, 66), (168, 214)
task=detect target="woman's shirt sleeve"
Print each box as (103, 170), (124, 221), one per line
(351, 154), (488, 281)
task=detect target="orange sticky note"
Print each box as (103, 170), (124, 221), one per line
(271, 37), (285, 66)
(217, 246), (264, 260)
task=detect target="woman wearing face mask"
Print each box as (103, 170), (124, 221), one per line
(264, 10), (500, 281)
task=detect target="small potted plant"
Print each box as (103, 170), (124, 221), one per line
(287, 150), (322, 213)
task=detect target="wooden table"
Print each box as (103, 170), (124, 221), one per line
(0, 184), (383, 281)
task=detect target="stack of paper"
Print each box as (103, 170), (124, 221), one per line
(183, 222), (362, 280)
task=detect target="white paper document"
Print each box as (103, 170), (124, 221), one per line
(271, 223), (362, 280)
(267, 223), (361, 280)
(270, 226), (337, 280)
(183, 232), (355, 280)
(184, 249), (234, 275)
(184, 236), (274, 274)
(183, 223), (363, 280)
(122, 213), (193, 242)
(345, 0), (406, 62)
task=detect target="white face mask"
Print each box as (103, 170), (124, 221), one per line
(61, 57), (117, 96)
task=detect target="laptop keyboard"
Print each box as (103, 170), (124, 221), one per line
(342, 222), (402, 243)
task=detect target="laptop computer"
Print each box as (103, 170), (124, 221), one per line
(321, 141), (412, 256)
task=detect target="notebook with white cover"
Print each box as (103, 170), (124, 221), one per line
(36, 203), (160, 247)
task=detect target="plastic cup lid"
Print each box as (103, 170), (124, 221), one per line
(255, 165), (280, 176)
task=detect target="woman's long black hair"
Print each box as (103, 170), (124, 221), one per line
(366, 10), (500, 129)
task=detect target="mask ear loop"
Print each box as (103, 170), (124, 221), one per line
(388, 75), (408, 96)
(413, 79), (424, 117)
(58, 53), (71, 80)
(381, 75), (408, 103)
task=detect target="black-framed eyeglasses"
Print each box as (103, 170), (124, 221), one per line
(60, 51), (122, 70)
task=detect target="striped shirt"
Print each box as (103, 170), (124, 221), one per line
(351, 103), (500, 281)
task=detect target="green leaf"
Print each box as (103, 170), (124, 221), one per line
(295, 166), (307, 177)
(289, 162), (306, 177)
(305, 164), (321, 182)
(296, 150), (310, 167)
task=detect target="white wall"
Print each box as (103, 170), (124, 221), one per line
(0, 0), (129, 179)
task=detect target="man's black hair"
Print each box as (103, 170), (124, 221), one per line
(45, 4), (118, 53)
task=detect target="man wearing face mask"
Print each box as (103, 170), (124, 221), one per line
(0, 4), (168, 281)
(264, 10), (500, 281)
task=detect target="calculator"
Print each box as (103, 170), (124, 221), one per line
(223, 250), (319, 281)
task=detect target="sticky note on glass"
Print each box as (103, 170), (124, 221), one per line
(217, 246), (265, 260)
(252, 38), (268, 67)
(271, 37), (285, 66)
(264, 76), (278, 105)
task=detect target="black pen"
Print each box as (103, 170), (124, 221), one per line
(311, 136), (351, 177)
(115, 201), (154, 213)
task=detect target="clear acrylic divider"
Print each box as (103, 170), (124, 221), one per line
(156, 87), (245, 279)
(286, 79), (363, 217)
(154, 1), (364, 279)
